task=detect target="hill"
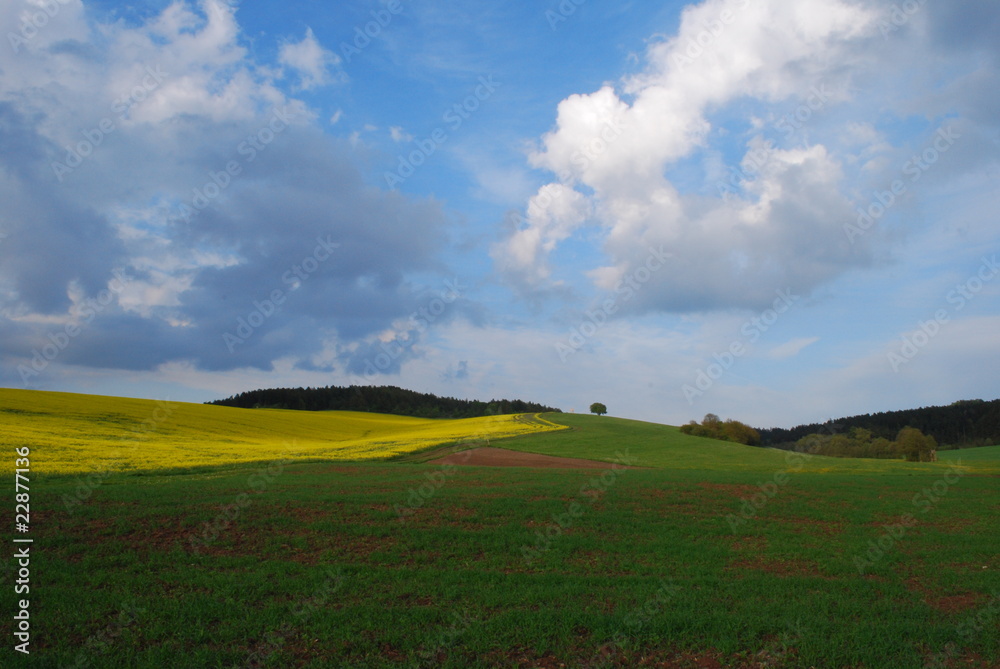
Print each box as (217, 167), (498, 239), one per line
(0, 388), (564, 475)
(7, 388), (994, 477)
(757, 398), (1000, 449)
(499, 413), (995, 474)
(207, 384), (561, 418)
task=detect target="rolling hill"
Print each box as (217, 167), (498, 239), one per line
(496, 413), (997, 474)
(0, 388), (565, 475)
(3, 389), (996, 476)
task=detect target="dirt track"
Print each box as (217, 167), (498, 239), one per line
(427, 446), (639, 470)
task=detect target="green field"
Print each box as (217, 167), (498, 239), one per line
(2, 392), (998, 667)
(493, 413), (1000, 475)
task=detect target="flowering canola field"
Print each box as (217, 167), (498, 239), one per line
(0, 389), (566, 475)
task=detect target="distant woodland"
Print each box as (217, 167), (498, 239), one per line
(757, 399), (1000, 451)
(208, 385), (562, 419)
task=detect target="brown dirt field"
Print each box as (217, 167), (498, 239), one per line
(427, 446), (640, 470)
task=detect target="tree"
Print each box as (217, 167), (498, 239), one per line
(723, 419), (761, 446)
(896, 427), (936, 462)
(590, 403), (607, 416)
(681, 415), (758, 445)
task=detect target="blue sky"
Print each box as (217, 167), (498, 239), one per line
(1, 0), (998, 428)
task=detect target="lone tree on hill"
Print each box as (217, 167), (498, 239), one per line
(590, 403), (607, 416)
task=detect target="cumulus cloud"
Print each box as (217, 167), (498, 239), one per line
(491, 183), (592, 291)
(0, 0), (450, 383)
(497, 0), (999, 314)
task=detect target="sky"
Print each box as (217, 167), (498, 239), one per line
(1, 0), (998, 429)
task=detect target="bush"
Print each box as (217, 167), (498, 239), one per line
(680, 416), (760, 446)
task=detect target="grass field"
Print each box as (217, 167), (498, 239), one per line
(2, 391), (998, 667)
(494, 414), (1000, 475)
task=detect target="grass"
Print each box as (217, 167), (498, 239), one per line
(2, 392), (998, 667)
(0, 389), (565, 475)
(503, 413), (1000, 475)
(944, 444), (1000, 466)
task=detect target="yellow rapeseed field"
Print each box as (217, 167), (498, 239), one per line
(0, 389), (566, 475)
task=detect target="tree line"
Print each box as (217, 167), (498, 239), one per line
(756, 399), (1000, 451)
(793, 426), (938, 462)
(207, 385), (562, 419)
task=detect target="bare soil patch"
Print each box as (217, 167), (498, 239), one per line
(727, 554), (829, 579)
(697, 482), (757, 497)
(905, 577), (986, 613)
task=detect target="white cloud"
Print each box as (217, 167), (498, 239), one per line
(491, 183), (592, 289)
(499, 0), (886, 308)
(278, 27), (342, 90)
(389, 126), (413, 143)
